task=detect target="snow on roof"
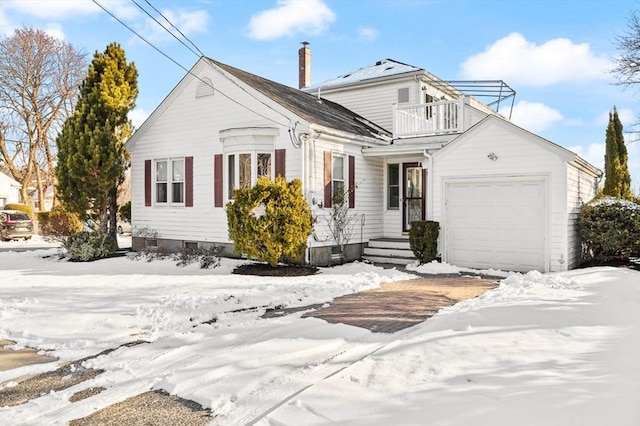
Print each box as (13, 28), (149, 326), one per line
(305, 59), (422, 91)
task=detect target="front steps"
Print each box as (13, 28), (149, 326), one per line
(362, 238), (416, 265)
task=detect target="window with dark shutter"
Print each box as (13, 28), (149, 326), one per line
(348, 155), (355, 208)
(185, 156), (193, 207)
(144, 160), (151, 206)
(324, 151), (332, 208)
(275, 149), (286, 178)
(214, 154), (223, 207)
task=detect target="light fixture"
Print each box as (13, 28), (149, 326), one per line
(487, 152), (498, 161)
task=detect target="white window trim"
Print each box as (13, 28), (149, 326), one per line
(154, 157), (186, 206)
(332, 152), (346, 203)
(226, 151), (274, 201)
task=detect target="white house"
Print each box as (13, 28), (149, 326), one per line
(0, 172), (21, 208)
(127, 47), (601, 272)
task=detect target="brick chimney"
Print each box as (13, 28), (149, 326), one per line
(298, 41), (311, 89)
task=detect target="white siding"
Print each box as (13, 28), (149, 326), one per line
(318, 79), (421, 132)
(432, 119), (569, 272)
(305, 137), (384, 248)
(566, 163), (599, 269)
(130, 61), (304, 246)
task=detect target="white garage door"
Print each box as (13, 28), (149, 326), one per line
(446, 180), (546, 272)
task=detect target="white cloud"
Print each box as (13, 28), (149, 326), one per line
(1, 0), (138, 19)
(0, 9), (17, 36)
(460, 33), (612, 86)
(595, 107), (637, 127)
(357, 26), (378, 42)
(43, 23), (65, 40)
(247, 0), (336, 40)
(510, 100), (563, 132)
(141, 9), (208, 43)
(568, 142), (605, 170)
(129, 108), (150, 129)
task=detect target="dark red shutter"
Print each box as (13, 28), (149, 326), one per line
(185, 156), (193, 207)
(214, 154), (223, 207)
(144, 160), (151, 207)
(348, 155), (355, 208)
(275, 149), (286, 178)
(324, 151), (332, 208)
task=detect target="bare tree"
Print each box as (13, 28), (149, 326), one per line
(614, 10), (640, 89)
(0, 28), (87, 210)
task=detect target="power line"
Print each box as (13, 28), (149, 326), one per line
(142, 0), (205, 57)
(91, 0), (291, 128)
(130, 0), (200, 58)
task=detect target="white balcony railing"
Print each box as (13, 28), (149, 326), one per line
(393, 97), (465, 138)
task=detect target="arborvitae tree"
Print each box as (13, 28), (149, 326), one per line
(603, 108), (633, 199)
(56, 43), (138, 244)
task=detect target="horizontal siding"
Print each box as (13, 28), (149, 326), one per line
(566, 164), (599, 269)
(432, 120), (569, 272)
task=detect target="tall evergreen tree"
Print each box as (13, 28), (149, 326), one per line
(603, 108), (633, 199)
(56, 43), (138, 244)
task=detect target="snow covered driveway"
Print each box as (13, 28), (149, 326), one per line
(0, 248), (638, 425)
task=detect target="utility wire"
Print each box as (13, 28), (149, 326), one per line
(130, 0), (200, 58)
(91, 0), (290, 128)
(142, 0), (205, 57)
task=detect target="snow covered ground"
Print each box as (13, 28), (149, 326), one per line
(0, 240), (638, 425)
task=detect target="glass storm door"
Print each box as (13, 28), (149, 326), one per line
(402, 163), (425, 232)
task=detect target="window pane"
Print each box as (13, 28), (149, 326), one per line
(239, 153), (251, 188)
(333, 156), (344, 180)
(388, 164), (398, 185)
(172, 182), (184, 203)
(332, 180), (345, 204)
(389, 186), (399, 209)
(156, 161), (167, 181)
(228, 154), (235, 199)
(156, 183), (167, 203)
(257, 153), (271, 178)
(172, 159), (184, 182)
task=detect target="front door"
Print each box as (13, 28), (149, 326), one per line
(402, 163), (425, 232)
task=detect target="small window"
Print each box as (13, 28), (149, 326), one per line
(239, 153), (251, 189)
(388, 164), (399, 209)
(257, 153), (272, 179)
(332, 154), (345, 203)
(398, 87), (409, 103)
(172, 159), (184, 203)
(156, 160), (168, 203)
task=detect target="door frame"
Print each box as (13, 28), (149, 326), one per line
(402, 162), (426, 232)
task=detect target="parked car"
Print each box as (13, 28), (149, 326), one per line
(117, 220), (132, 235)
(0, 210), (34, 241)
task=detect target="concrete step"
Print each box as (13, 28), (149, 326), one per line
(363, 247), (414, 258)
(368, 238), (410, 250)
(362, 255), (416, 265)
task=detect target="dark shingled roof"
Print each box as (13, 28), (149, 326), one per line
(206, 57), (391, 142)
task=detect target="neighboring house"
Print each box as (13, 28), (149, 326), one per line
(0, 172), (21, 208)
(127, 47), (601, 272)
(30, 185), (54, 212)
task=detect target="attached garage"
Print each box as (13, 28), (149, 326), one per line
(430, 115), (601, 273)
(446, 179), (546, 272)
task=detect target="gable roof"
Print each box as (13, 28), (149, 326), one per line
(435, 114), (602, 177)
(305, 59), (422, 91)
(206, 58), (391, 142)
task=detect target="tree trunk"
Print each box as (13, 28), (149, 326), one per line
(109, 186), (119, 249)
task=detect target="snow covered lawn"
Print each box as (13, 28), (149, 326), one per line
(0, 246), (638, 425)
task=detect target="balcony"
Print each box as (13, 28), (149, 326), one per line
(393, 97), (466, 139)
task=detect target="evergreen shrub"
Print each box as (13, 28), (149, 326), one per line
(38, 207), (83, 244)
(66, 231), (117, 261)
(227, 177), (313, 267)
(409, 220), (440, 264)
(579, 197), (640, 260)
(3, 203), (35, 219)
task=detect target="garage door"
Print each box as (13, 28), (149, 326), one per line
(446, 180), (546, 272)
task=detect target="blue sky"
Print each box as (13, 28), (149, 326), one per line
(2, 0), (638, 191)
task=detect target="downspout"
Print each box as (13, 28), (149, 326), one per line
(422, 150), (433, 219)
(300, 132), (310, 264)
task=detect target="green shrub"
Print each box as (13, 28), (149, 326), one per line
(579, 196), (640, 260)
(65, 231), (117, 261)
(227, 177), (313, 267)
(38, 207), (83, 244)
(409, 220), (440, 264)
(119, 201), (131, 222)
(3, 203), (35, 219)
